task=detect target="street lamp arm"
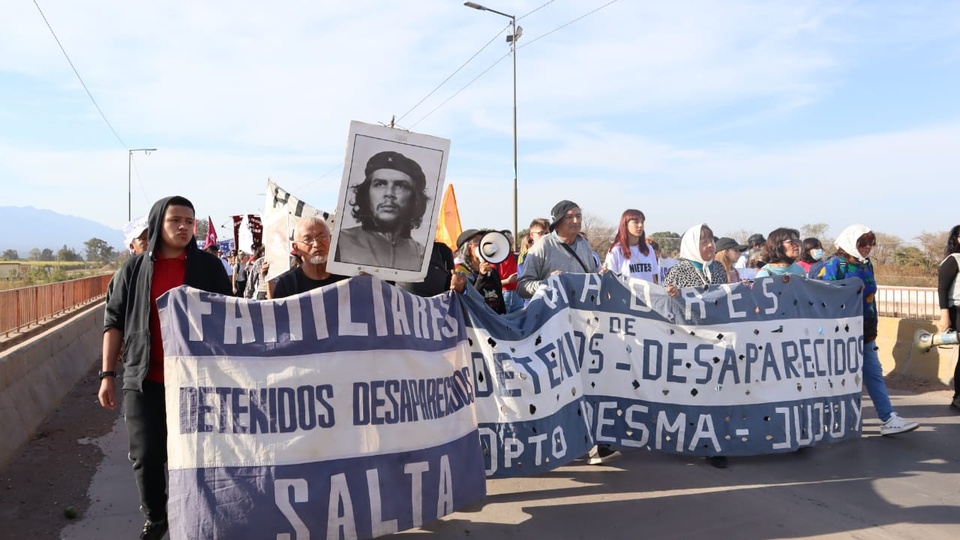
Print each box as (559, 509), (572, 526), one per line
(463, 2), (514, 21)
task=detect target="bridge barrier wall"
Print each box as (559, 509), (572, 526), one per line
(878, 317), (956, 388)
(0, 302), (102, 468)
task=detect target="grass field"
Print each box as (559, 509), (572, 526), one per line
(0, 261), (107, 291)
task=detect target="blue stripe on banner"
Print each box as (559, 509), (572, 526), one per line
(583, 393), (862, 456)
(157, 275), (465, 357)
(478, 399), (592, 478)
(168, 430), (486, 540)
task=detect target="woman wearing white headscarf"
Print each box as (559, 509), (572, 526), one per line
(664, 223), (727, 297)
(813, 224), (920, 436)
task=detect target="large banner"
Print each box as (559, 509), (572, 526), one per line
(159, 272), (864, 538)
(159, 276), (486, 540)
(462, 273), (865, 478)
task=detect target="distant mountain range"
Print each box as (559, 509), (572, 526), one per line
(0, 206), (124, 258)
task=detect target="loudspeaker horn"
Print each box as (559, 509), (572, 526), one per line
(478, 231), (511, 264)
(914, 329), (959, 353)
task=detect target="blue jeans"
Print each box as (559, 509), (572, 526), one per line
(862, 340), (893, 421)
(503, 290), (524, 314)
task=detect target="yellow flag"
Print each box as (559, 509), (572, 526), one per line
(435, 183), (462, 252)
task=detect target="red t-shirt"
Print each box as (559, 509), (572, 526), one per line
(146, 253), (187, 383)
(496, 253), (519, 292)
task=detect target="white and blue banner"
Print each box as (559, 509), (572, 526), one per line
(462, 273), (865, 479)
(159, 272), (864, 538)
(158, 276), (486, 540)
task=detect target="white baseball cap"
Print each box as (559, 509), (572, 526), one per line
(123, 216), (149, 248)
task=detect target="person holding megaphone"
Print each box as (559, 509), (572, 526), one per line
(451, 228), (507, 314)
(937, 224), (960, 410)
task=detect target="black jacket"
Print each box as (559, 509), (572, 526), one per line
(104, 197), (232, 391)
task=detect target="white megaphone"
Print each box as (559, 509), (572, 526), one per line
(478, 231), (511, 264)
(914, 329), (960, 353)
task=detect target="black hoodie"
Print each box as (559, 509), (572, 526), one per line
(104, 196), (232, 391)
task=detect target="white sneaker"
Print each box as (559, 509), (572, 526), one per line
(880, 412), (919, 436)
(586, 445), (622, 465)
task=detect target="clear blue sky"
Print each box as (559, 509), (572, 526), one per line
(1, 0), (957, 246)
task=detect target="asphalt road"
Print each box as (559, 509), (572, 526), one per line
(61, 389), (960, 540)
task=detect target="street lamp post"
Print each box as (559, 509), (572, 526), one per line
(128, 148), (157, 220)
(464, 2), (521, 250)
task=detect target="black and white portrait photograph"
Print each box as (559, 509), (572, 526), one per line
(327, 121), (450, 281)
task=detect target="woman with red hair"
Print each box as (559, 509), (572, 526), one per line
(603, 209), (660, 283)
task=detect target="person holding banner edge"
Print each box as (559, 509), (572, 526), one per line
(100, 196), (232, 540)
(813, 224), (920, 435)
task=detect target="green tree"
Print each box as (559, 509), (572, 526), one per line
(1, 249), (18, 260)
(892, 246), (925, 267)
(84, 237), (116, 264)
(28, 248), (42, 261)
(57, 245), (82, 262)
(649, 231), (681, 255)
(40, 248), (55, 261)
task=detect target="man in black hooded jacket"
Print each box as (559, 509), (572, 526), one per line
(98, 195), (231, 540)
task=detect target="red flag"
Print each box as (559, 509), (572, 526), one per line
(203, 216), (218, 249)
(247, 214), (263, 251)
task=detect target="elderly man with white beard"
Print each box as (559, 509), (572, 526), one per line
(269, 216), (348, 299)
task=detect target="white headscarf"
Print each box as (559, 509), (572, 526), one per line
(679, 223), (711, 263)
(679, 223), (715, 282)
(835, 224), (872, 263)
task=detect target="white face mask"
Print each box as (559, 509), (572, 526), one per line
(811, 249), (825, 261)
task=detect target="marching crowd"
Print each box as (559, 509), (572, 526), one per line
(101, 192), (958, 538)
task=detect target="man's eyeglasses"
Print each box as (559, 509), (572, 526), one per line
(298, 237), (328, 246)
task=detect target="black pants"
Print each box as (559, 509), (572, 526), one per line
(951, 307), (960, 399)
(124, 381), (168, 522)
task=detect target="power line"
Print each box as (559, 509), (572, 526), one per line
(519, 0), (558, 20)
(396, 23), (511, 124)
(406, 0), (623, 127)
(395, 0), (558, 125)
(32, 0), (128, 149)
(409, 51), (511, 129)
(519, 0), (622, 50)
(292, 162), (343, 193)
